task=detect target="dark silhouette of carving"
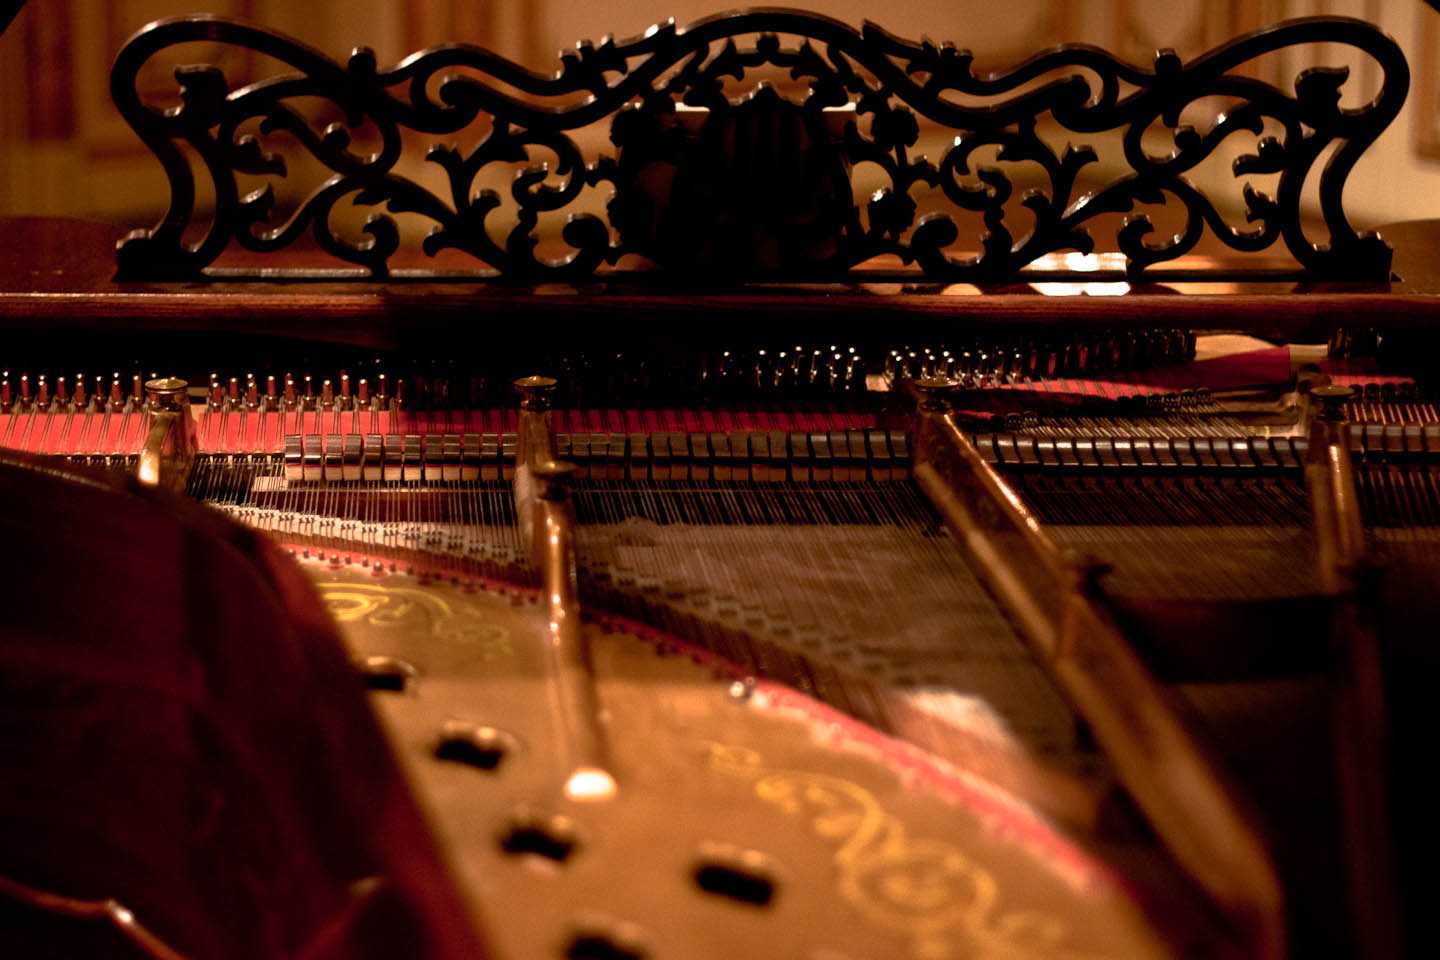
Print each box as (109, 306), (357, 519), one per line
(110, 9), (1408, 281)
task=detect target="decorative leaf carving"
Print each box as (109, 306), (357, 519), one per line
(111, 10), (1407, 280)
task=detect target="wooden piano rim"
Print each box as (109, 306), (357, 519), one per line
(4, 217), (1440, 348)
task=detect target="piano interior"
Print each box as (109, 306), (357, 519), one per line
(1, 5), (1436, 960)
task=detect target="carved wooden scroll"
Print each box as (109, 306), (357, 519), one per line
(111, 9), (1408, 281)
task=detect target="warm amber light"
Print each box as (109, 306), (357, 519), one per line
(564, 766), (617, 802)
(137, 456), (160, 486)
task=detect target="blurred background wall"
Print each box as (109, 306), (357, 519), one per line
(1, 0), (1436, 235)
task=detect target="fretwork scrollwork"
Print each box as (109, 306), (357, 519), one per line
(110, 9), (1408, 281)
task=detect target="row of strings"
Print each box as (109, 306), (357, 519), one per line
(187, 451), (1092, 775)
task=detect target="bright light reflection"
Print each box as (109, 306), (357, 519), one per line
(564, 766), (618, 802)
(1033, 281), (1131, 296)
(137, 458), (159, 486)
(1030, 251), (1128, 272)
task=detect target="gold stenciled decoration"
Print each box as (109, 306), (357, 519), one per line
(708, 742), (1111, 960)
(317, 581), (512, 659)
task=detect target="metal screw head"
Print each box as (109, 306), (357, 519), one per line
(145, 377), (188, 408)
(514, 375), (558, 410)
(1311, 383), (1354, 420)
(912, 376), (960, 412)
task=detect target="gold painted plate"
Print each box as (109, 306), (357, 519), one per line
(306, 553), (1179, 960)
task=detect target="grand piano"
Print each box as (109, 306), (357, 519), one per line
(1, 6), (1435, 959)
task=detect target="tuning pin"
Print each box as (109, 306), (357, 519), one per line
(339, 372), (351, 409)
(109, 377), (123, 411)
(284, 375), (297, 408)
(210, 379), (223, 409)
(72, 374), (85, 409)
(36, 376), (50, 409)
(376, 373), (388, 405)
(246, 374), (259, 409)
(56, 375), (70, 409)
(394, 377), (407, 410)
(303, 374), (315, 409)
(228, 377), (240, 407)
(321, 378), (334, 408)
(1, 375), (10, 410)
(775, 350), (792, 392)
(357, 377), (369, 407)
(266, 375), (277, 406)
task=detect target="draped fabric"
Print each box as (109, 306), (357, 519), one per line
(0, 453), (484, 960)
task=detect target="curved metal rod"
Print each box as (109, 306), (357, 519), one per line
(909, 380), (1284, 959)
(0, 867), (189, 960)
(1303, 384), (1402, 960)
(513, 377), (615, 801)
